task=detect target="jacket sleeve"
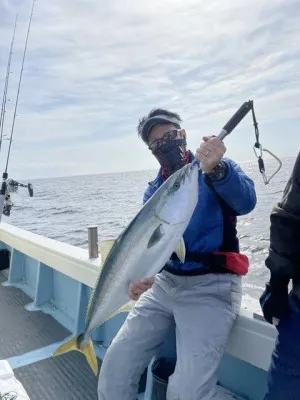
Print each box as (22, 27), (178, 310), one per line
(208, 157), (257, 215)
(143, 190), (150, 205)
(143, 185), (153, 205)
(265, 152), (300, 279)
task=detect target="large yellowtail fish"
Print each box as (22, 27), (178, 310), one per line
(53, 161), (199, 375)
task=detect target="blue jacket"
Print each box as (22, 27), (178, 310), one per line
(143, 152), (257, 272)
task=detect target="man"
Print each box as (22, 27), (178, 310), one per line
(97, 108), (256, 400)
(260, 152), (300, 400)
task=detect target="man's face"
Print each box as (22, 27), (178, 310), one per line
(147, 122), (187, 176)
(148, 123), (178, 147)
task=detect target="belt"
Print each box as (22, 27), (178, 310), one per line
(163, 264), (234, 276)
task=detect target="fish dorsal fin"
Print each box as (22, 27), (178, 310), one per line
(174, 236), (186, 263)
(147, 224), (165, 248)
(99, 239), (116, 266)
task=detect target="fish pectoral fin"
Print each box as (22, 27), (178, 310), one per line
(148, 224), (165, 248)
(53, 335), (98, 376)
(99, 239), (116, 266)
(175, 236), (186, 263)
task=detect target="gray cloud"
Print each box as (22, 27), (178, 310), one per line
(0, 0), (299, 179)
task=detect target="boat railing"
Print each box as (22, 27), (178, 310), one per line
(0, 222), (277, 372)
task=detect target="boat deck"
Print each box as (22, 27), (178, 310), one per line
(1, 268), (245, 400)
(0, 269), (99, 399)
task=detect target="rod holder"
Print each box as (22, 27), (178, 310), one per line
(88, 226), (98, 259)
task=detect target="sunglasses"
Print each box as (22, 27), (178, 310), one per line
(148, 129), (184, 152)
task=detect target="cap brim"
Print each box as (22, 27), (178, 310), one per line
(142, 115), (181, 142)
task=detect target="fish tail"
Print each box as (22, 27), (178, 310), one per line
(53, 334), (98, 376)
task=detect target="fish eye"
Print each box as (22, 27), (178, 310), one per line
(173, 181), (180, 190)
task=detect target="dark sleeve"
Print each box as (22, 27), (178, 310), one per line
(143, 188), (151, 205)
(265, 152), (300, 279)
(143, 184), (154, 205)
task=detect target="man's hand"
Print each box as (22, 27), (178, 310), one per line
(195, 136), (226, 174)
(259, 276), (290, 325)
(128, 277), (154, 301)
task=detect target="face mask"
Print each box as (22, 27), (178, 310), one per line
(149, 130), (188, 178)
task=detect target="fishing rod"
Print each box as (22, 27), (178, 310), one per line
(0, 1), (36, 220)
(216, 100), (282, 184)
(0, 15), (18, 152)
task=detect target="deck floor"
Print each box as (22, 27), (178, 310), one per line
(0, 269), (99, 400)
(0, 270), (69, 359)
(14, 353), (99, 400)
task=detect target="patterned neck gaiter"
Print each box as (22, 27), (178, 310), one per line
(149, 130), (188, 179)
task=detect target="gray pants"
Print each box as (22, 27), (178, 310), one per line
(97, 271), (242, 400)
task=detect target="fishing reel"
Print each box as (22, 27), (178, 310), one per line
(2, 179), (33, 217)
(7, 179), (33, 196)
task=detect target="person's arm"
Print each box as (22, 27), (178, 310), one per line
(205, 157), (257, 215)
(260, 152), (300, 324)
(143, 189), (151, 205)
(265, 153), (300, 278)
(195, 136), (256, 215)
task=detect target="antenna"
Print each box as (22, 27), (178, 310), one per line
(0, 15), (18, 152)
(5, 0), (36, 173)
(0, 0), (36, 222)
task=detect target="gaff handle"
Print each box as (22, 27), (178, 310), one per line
(218, 100), (253, 140)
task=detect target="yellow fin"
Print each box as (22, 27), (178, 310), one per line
(99, 239), (116, 266)
(53, 335), (98, 376)
(175, 236), (186, 263)
(119, 301), (135, 313)
(99, 301), (135, 325)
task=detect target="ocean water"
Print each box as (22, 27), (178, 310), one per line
(5, 156), (296, 314)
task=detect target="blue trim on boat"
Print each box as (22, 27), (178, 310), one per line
(7, 340), (71, 369)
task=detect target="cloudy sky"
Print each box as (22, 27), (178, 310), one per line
(0, 0), (299, 179)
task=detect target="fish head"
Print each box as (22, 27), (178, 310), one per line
(154, 160), (199, 225)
